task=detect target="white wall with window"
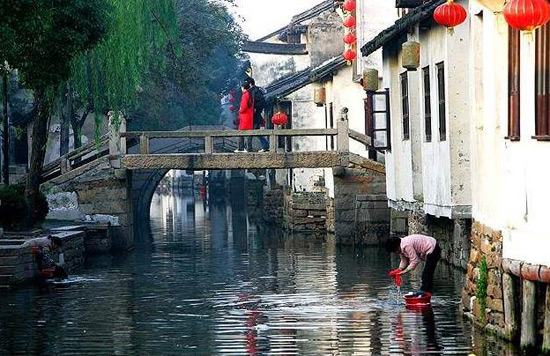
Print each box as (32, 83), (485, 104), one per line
(470, 2), (550, 266)
(383, 0), (472, 218)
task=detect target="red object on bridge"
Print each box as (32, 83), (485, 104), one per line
(433, 0), (467, 30)
(503, 0), (550, 32)
(271, 112), (288, 126)
(343, 16), (356, 28)
(343, 49), (357, 61)
(343, 33), (357, 45)
(342, 0), (356, 12)
(229, 105), (235, 113)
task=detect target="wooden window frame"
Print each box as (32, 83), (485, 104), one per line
(507, 27), (521, 141)
(534, 23), (550, 140)
(401, 72), (410, 140)
(436, 62), (446, 141)
(423, 66), (432, 142)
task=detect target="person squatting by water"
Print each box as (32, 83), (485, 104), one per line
(385, 234), (441, 296)
(235, 77), (269, 152)
(21, 235), (68, 280)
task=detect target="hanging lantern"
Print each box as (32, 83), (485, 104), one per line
(362, 69), (379, 92)
(271, 112), (288, 126)
(229, 105), (235, 113)
(343, 16), (356, 28)
(343, 49), (357, 62)
(402, 41), (420, 71)
(343, 33), (357, 44)
(503, 0), (550, 32)
(342, 0), (356, 12)
(433, 0), (468, 31)
(314, 88), (326, 106)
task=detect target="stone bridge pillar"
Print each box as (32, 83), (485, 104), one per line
(43, 113), (134, 251)
(332, 161), (389, 245)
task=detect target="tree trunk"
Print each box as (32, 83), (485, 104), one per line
(24, 88), (52, 227)
(60, 83), (70, 156)
(70, 111), (85, 150)
(2, 72), (9, 185)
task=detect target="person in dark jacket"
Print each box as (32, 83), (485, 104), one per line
(245, 77), (269, 152)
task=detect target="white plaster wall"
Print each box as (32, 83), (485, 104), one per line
(289, 85), (327, 192)
(447, 8), (472, 214)
(356, 0), (398, 76)
(247, 52), (310, 88)
(418, 23), (456, 218)
(470, 4), (550, 266)
(383, 48), (415, 205)
(384, 2), (472, 218)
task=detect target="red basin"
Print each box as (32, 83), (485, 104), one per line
(404, 293), (432, 307)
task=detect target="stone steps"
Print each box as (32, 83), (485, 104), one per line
(0, 265), (14, 275)
(0, 275), (13, 285)
(0, 246), (21, 257)
(0, 239), (26, 246)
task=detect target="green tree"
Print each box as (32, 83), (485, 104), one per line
(67, 0), (245, 133)
(0, 0), (109, 226)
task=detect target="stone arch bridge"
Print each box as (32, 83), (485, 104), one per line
(40, 109), (385, 250)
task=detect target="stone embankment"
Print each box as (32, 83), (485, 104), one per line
(0, 224), (112, 288)
(462, 221), (550, 352)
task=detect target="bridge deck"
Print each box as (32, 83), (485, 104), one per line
(121, 151), (345, 170)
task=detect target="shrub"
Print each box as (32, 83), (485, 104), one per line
(0, 184), (49, 230)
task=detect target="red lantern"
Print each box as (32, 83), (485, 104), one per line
(433, 0), (467, 30)
(342, 0), (356, 12)
(503, 0), (550, 32)
(271, 112), (288, 126)
(343, 16), (356, 28)
(229, 97), (236, 103)
(343, 33), (357, 44)
(343, 49), (357, 61)
(229, 105), (235, 113)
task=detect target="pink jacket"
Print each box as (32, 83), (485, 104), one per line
(398, 234), (437, 272)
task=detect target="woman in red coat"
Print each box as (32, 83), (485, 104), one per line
(236, 81), (254, 152)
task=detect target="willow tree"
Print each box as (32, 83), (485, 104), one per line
(0, 0), (109, 225)
(65, 0), (180, 144)
(130, 0), (245, 130)
(66, 0), (244, 135)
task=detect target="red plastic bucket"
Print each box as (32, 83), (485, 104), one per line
(404, 293), (432, 307)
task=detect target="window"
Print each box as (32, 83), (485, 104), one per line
(508, 27), (521, 140)
(535, 23), (550, 138)
(401, 72), (410, 140)
(436, 62), (446, 141)
(423, 66), (432, 142)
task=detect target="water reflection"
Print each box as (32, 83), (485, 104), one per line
(0, 192), (519, 355)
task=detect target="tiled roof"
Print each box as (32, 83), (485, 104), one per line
(265, 56), (347, 100)
(242, 41), (308, 55)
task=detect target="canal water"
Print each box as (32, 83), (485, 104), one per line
(0, 192), (518, 355)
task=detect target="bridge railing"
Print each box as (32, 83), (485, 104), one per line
(41, 108), (377, 177)
(115, 108), (355, 157)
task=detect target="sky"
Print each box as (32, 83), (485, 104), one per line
(233, 0), (323, 40)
